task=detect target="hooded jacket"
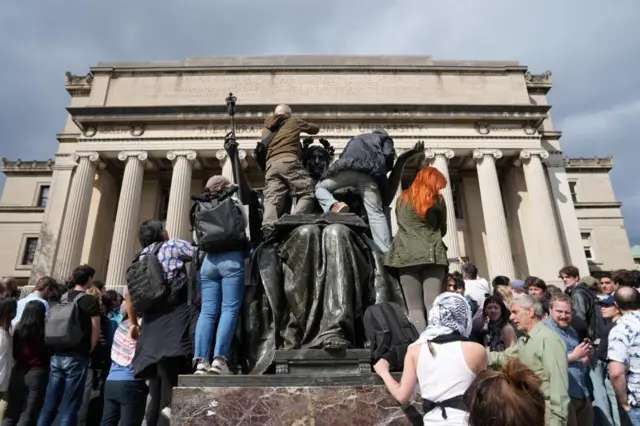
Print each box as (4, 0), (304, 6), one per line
(323, 131), (395, 193)
(261, 114), (319, 163)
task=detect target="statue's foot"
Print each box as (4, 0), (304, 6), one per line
(323, 337), (349, 349)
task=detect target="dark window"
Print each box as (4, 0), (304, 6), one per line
(159, 187), (170, 221)
(569, 181), (578, 203)
(451, 181), (464, 219)
(21, 238), (38, 265)
(37, 186), (50, 207)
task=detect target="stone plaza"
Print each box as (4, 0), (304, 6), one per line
(0, 55), (636, 288)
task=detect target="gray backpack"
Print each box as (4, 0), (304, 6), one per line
(126, 242), (169, 313)
(45, 292), (86, 350)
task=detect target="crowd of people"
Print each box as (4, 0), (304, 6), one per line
(0, 103), (638, 426)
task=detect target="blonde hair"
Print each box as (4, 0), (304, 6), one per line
(495, 286), (513, 306)
(86, 287), (102, 309)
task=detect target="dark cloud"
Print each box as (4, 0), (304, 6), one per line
(1, 0), (638, 243)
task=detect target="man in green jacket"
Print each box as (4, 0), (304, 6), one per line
(489, 295), (570, 426)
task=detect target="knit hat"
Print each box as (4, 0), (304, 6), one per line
(205, 175), (237, 196)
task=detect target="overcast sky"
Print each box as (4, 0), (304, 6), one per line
(0, 0), (638, 245)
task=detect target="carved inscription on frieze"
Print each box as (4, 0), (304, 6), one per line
(194, 123), (429, 136)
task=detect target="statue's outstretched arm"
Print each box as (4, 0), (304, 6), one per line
(224, 133), (252, 205)
(384, 141), (425, 206)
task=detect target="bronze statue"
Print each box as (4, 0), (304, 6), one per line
(224, 134), (423, 374)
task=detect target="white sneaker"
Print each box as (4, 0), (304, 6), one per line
(161, 407), (171, 420)
(194, 360), (209, 375)
(208, 358), (231, 375)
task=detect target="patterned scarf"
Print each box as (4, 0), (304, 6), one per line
(412, 293), (472, 346)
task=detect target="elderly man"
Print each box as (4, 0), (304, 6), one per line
(489, 295), (570, 426)
(260, 104), (319, 236)
(544, 294), (595, 426)
(608, 286), (640, 426)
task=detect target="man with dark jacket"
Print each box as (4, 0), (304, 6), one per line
(315, 130), (395, 252)
(559, 265), (597, 342)
(261, 104), (319, 233)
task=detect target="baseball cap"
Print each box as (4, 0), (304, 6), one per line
(600, 295), (615, 306)
(510, 280), (525, 292)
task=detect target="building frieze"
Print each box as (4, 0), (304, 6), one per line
(564, 156), (613, 170)
(67, 104), (551, 130)
(1, 158), (54, 175)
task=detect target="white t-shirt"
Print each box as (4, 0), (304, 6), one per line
(464, 278), (492, 306)
(0, 329), (12, 392)
(12, 293), (49, 328)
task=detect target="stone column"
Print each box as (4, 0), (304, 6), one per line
(105, 151), (147, 287)
(426, 149), (461, 271)
(53, 151), (100, 282)
(546, 155), (589, 276)
(165, 150), (197, 241)
(520, 149), (566, 277)
(473, 149), (516, 278)
(216, 149), (247, 183)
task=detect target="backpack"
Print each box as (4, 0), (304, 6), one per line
(45, 292), (86, 350)
(191, 189), (247, 254)
(364, 302), (419, 372)
(126, 242), (169, 313)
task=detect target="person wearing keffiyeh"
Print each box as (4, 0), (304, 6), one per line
(374, 293), (487, 425)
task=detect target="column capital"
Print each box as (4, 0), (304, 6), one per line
(425, 148), (455, 160)
(472, 149), (502, 161)
(117, 150), (148, 162)
(167, 150), (197, 162)
(519, 149), (549, 161)
(73, 151), (100, 162)
(215, 149), (246, 162)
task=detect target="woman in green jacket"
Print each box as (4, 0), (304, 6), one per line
(385, 166), (449, 332)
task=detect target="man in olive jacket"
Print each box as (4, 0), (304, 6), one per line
(261, 104), (320, 234)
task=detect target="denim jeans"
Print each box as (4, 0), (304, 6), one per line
(37, 354), (89, 426)
(590, 357), (621, 426)
(194, 250), (245, 361)
(100, 380), (148, 426)
(315, 170), (391, 253)
(626, 407), (640, 426)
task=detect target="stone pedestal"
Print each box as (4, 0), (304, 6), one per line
(173, 374), (421, 426)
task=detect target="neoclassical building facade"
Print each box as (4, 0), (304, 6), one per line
(0, 56), (636, 287)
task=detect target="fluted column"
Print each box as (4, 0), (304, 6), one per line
(520, 149), (566, 276)
(165, 150), (196, 241)
(473, 149), (516, 278)
(105, 151), (147, 286)
(426, 149), (461, 271)
(54, 151), (100, 282)
(215, 149), (246, 183)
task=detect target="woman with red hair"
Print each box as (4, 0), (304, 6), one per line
(385, 166), (449, 332)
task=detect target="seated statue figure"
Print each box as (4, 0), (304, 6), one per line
(223, 136), (423, 374)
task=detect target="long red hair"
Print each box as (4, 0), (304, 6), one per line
(399, 166), (447, 218)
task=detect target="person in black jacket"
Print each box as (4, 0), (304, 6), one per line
(559, 266), (596, 342)
(314, 130), (395, 253)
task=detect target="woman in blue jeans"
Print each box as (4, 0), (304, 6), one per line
(192, 175), (248, 375)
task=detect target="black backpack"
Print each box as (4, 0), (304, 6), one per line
(191, 190), (247, 254)
(364, 302), (419, 372)
(126, 242), (169, 313)
(45, 292), (86, 350)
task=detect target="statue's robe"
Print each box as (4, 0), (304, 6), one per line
(239, 213), (405, 374)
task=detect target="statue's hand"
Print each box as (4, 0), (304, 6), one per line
(224, 132), (238, 153)
(410, 140), (425, 155)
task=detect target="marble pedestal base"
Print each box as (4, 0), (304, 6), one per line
(173, 374), (421, 425)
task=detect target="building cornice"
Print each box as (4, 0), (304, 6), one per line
(66, 104), (551, 131)
(1, 158), (54, 175)
(565, 157), (613, 170)
(88, 56), (527, 76)
(525, 70), (552, 94)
